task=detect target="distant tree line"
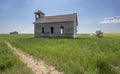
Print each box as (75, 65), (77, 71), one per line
(10, 31), (18, 35)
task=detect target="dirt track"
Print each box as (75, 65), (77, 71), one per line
(5, 41), (63, 74)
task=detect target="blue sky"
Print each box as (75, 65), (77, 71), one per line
(0, 0), (120, 34)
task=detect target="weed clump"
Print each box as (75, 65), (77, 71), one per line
(96, 30), (103, 38)
(96, 55), (117, 74)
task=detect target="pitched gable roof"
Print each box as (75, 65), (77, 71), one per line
(34, 13), (77, 24)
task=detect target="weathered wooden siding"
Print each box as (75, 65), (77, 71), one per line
(34, 22), (77, 38)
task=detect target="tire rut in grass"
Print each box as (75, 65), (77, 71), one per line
(5, 40), (63, 74)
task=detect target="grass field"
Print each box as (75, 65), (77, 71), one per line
(0, 38), (34, 74)
(0, 34), (120, 74)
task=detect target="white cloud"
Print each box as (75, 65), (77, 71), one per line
(99, 16), (120, 24)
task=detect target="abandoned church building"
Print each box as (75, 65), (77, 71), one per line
(33, 10), (78, 38)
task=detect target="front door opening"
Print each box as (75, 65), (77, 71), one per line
(51, 27), (54, 34)
(42, 27), (44, 33)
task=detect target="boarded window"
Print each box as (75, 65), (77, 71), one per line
(51, 27), (54, 34)
(42, 27), (44, 33)
(61, 26), (64, 34)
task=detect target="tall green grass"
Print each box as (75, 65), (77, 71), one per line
(0, 34), (120, 74)
(0, 38), (34, 74)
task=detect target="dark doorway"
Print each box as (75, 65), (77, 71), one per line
(51, 27), (54, 34)
(61, 26), (64, 34)
(42, 27), (44, 33)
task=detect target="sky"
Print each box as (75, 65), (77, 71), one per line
(0, 0), (120, 34)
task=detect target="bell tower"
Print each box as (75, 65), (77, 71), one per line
(34, 10), (45, 20)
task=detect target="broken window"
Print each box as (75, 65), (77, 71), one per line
(61, 26), (64, 34)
